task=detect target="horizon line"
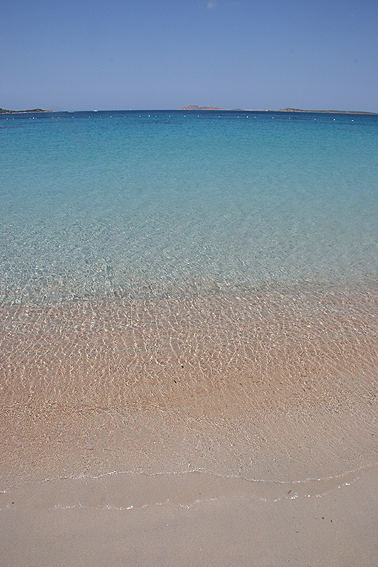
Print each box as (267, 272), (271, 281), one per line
(1, 107), (378, 116)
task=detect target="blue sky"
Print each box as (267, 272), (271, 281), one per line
(1, 0), (377, 111)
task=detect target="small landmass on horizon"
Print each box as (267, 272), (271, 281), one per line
(0, 108), (48, 114)
(278, 107), (378, 114)
(180, 105), (377, 115)
(180, 105), (225, 110)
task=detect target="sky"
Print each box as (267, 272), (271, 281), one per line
(1, 0), (377, 111)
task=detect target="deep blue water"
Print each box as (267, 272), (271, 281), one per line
(1, 110), (377, 304)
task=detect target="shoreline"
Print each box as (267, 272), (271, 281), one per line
(1, 455), (377, 566)
(1, 267), (377, 567)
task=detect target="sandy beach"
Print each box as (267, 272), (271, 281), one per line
(1, 465), (377, 567)
(1, 282), (377, 565)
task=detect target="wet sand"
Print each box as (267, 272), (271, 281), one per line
(1, 466), (377, 566)
(1, 282), (377, 564)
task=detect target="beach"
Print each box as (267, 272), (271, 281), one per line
(1, 465), (377, 567)
(1, 110), (377, 565)
(1, 283), (377, 565)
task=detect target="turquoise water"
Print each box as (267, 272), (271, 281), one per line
(1, 110), (377, 304)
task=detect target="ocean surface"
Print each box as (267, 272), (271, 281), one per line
(1, 110), (377, 485)
(1, 110), (377, 304)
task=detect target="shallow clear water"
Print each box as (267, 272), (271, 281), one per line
(1, 110), (377, 484)
(1, 110), (377, 304)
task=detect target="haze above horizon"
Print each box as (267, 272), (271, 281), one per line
(1, 0), (377, 112)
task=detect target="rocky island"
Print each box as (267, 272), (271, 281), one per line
(278, 107), (377, 114)
(180, 105), (377, 115)
(0, 108), (48, 114)
(180, 105), (224, 110)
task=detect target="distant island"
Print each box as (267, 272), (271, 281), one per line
(180, 105), (377, 115)
(278, 107), (377, 114)
(0, 108), (48, 114)
(180, 105), (225, 110)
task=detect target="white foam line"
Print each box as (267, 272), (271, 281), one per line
(37, 461), (377, 487)
(4, 463), (375, 495)
(51, 496), (219, 513)
(1, 477), (362, 514)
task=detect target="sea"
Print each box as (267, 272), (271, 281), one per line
(1, 110), (377, 304)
